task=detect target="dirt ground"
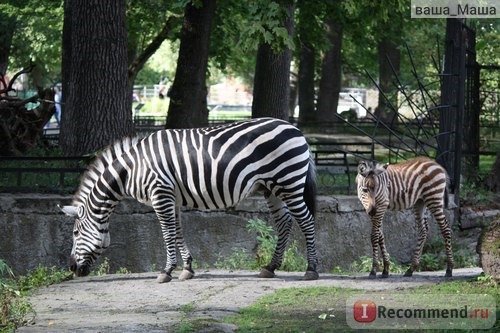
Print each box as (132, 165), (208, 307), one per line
(16, 267), (483, 333)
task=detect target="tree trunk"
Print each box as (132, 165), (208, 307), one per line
(375, 35), (400, 125)
(60, 0), (133, 156)
(316, 19), (342, 122)
(166, 0), (216, 129)
(438, 18), (465, 196)
(298, 41), (316, 125)
(252, 0), (294, 121)
(0, 12), (16, 75)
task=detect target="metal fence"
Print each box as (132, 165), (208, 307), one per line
(0, 141), (375, 194)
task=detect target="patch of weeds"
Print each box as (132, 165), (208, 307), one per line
(345, 255), (406, 275)
(115, 267), (131, 274)
(419, 236), (478, 272)
(179, 302), (196, 314)
(247, 218), (307, 272)
(419, 253), (442, 271)
(1, 260), (70, 332)
(17, 265), (72, 292)
(175, 321), (194, 333)
(175, 302), (196, 333)
(91, 257), (111, 276)
(215, 219), (308, 272)
(214, 248), (254, 270)
(461, 181), (498, 208)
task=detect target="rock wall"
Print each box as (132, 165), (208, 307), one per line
(0, 194), (455, 275)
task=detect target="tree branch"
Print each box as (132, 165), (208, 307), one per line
(128, 15), (181, 81)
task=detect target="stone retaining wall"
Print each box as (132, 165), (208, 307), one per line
(0, 194), (455, 275)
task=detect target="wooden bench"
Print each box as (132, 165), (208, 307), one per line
(309, 141), (375, 193)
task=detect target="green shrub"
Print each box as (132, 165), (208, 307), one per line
(215, 219), (308, 272)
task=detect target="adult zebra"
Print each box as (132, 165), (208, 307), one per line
(356, 157), (454, 278)
(60, 118), (319, 282)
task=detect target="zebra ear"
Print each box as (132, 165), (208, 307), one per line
(372, 162), (389, 176)
(58, 205), (81, 217)
(357, 160), (370, 177)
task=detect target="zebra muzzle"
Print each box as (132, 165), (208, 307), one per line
(367, 207), (377, 217)
(70, 256), (91, 277)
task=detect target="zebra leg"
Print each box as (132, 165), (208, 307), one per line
(429, 204), (454, 277)
(258, 194), (293, 279)
(287, 200), (319, 281)
(369, 218), (382, 278)
(174, 206), (195, 281)
(378, 225), (390, 278)
(152, 189), (178, 283)
(405, 200), (428, 277)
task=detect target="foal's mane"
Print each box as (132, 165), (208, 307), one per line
(72, 137), (139, 205)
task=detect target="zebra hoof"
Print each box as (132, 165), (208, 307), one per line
(303, 270), (319, 281)
(445, 269), (452, 278)
(368, 271), (377, 279)
(156, 273), (172, 283)
(381, 272), (389, 278)
(403, 269), (413, 277)
(258, 268), (275, 278)
(179, 269), (195, 281)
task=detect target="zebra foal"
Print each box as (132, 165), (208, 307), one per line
(60, 118), (319, 282)
(356, 157), (454, 278)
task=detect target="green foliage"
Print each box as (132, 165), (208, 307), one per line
(346, 255), (405, 274)
(4, 0), (63, 86)
(115, 267), (131, 275)
(215, 219), (307, 272)
(17, 266), (71, 293)
(1, 260), (70, 331)
(419, 253), (442, 271)
(247, 218), (307, 272)
(420, 236), (478, 272)
(92, 257), (111, 276)
(461, 181), (498, 207)
(214, 248), (255, 270)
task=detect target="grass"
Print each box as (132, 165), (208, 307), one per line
(224, 276), (499, 333)
(0, 260), (71, 332)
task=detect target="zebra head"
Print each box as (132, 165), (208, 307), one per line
(60, 205), (111, 277)
(356, 160), (389, 217)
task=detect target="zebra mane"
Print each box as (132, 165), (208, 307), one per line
(72, 136), (139, 205)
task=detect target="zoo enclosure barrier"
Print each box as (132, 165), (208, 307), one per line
(0, 142), (374, 194)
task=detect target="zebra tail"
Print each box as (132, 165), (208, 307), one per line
(304, 156), (317, 218)
(444, 174), (451, 209)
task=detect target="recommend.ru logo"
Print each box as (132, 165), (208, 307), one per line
(347, 294), (495, 330)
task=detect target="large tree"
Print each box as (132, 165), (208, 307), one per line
(166, 0), (216, 129)
(252, 0), (294, 120)
(60, 0), (133, 155)
(374, 14), (402, 124)
(316, 17), (343, 122)
(296, 0), (323, 125)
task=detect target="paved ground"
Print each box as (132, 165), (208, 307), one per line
(18, 267), (483, 333)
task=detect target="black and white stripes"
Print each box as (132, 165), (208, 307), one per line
(356, 157), (453, 278)
(61, 118), (319, 281)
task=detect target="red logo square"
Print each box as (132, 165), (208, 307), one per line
(353, 300), (376, 322)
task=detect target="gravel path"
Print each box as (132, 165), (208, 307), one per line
(18, 267), (483, 333)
